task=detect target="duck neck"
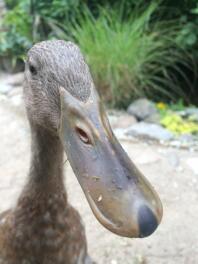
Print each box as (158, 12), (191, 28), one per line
(26, 123), (66, 195)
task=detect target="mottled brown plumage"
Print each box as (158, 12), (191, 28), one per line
(0, 40), (93, 264)
(0, 40), (163, 263)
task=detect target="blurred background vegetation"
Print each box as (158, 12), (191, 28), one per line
(0, 0), (198, 108)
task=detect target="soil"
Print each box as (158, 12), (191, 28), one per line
(0, 94), (198, 264)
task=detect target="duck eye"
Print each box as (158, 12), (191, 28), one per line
(29, 64), (37, 75)
(75, 127), (91, 144)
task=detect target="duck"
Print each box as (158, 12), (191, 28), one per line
(0, 40), (163, 264)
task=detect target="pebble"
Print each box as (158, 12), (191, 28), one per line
(126, 122), (174, 141)
(127, 98), (157, 121)
(110, 114), (137, 129)
(144, 112), (161, 124)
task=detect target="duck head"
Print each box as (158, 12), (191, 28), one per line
(24, 40), (163, 238)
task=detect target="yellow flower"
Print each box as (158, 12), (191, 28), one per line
(156, 102), (167, 110)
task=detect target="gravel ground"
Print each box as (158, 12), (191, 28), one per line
(0, 85), (198, 264)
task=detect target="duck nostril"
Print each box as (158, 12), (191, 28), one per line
(138, 205), (158, 238)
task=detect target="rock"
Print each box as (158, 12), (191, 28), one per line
(169, 140), (182, 148)
(189, 115), (198, 122)
(111, 114), (137, 129)
(127, 98), (157, 121)
(177, 134), (197, 148)
(144, 112), (161, 124)
(126, 122), (174, 141)
(177, 108), (198, 122)
(185, 108), (198, 116)
(178, 134), (195, 143)
(186, 157), (198, 174)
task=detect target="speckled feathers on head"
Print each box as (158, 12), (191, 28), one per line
(27, 40), (92, 102)
(24, 40), (93, 132)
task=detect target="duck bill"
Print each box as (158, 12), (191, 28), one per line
(59, 87), (163, 238)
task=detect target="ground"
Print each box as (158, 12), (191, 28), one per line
(0, 85), (198, 264)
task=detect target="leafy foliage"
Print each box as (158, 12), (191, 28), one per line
(176, 3), (198, 50)
(0, 0), (32, 64)
(0, 0), (81, 64)
(0, 0), (197, 106)
(161, 113), (198, 135)
(68, 3), (193, 107)
(157, 100), (198, 135)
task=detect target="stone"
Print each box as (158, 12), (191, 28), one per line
(178, 134), (195, 143)
(169, 140), (182, 148)
(177, 108), (198, 122)
(189, 115), (198, 122)
(185, 108), (198, 116)
(144, 112), (161, 124)
(111, 114), (137, 129)
(126, 122), (174, 141)
(127, 98), (157, 121)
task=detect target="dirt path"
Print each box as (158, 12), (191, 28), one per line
(0, 95), (198, 264)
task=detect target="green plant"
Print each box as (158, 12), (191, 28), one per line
(169, 0), (198, 50)
(160, 113), (198, 134)
(67, 2), (193, 107)
(0, 0), (81, 67)
(0, 0), (32, 67)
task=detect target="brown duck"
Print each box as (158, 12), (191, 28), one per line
(0, 40), (163, 264)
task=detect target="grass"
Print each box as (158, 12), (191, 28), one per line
(64, 2), (193, 108)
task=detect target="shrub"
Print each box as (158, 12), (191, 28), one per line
(68, 3), (193, 107)
(0, 0), (32, 69)
(0, 0), (81, 68)
(0, 0), (196, 106)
